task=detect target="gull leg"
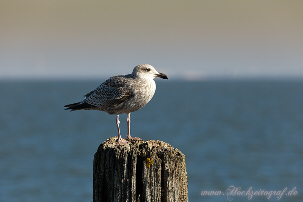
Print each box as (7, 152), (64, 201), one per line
(127, 113), (131, 138)
(126, 113), (142, 141)
(116, 114), (127, 145)
(116, 114), (121, 138)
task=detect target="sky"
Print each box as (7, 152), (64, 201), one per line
(1, 0), (303, 80)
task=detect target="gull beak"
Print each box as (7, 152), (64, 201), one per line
(156, 73), (168, 79)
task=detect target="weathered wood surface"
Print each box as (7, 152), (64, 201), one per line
(93, 137), (188, 202)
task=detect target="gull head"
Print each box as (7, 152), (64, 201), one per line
(132, 64), (168, 80)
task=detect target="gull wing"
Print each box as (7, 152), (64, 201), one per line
(85, 75), (134, 109)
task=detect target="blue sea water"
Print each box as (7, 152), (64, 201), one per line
(1, 80), (303, 202)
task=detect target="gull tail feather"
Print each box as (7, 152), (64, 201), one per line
(64, 102), (95, 111)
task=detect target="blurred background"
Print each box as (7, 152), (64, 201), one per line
(1, 1), (303, 201)
(1, 0), (303, 80)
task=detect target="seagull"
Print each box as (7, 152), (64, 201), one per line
(64, 64), (168, 145)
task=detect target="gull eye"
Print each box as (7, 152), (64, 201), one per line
(145, 68), (151, 72)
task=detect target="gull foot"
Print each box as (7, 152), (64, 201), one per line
(117, 137), (129, 145)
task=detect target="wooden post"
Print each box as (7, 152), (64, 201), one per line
(93, 137), (188, 202)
